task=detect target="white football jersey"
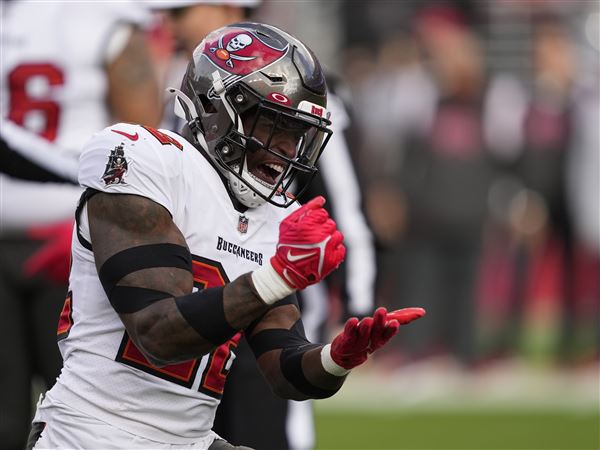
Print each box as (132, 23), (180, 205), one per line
(46, 123), (297, 445)
(0, 1), (148, 228)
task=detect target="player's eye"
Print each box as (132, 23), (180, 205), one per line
(280, 118), (311, 134)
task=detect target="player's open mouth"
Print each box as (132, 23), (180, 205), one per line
(249, 162), (285, 187)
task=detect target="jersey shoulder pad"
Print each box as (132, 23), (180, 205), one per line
(78, 123), (185, 216)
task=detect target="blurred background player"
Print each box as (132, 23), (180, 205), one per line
(148, 1), (376, 448)
(0, 1), (160, 448)
(0, 118), (78, 184)
(364, 5), (493, 366)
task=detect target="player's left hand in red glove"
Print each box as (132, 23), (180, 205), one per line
(23, 220), (74, 284)
(320, 307), (426, 376)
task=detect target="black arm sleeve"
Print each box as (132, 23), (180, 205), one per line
(248, 317), (340, 399)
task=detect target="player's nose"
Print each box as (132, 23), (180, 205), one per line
(272, 135), (297, 159)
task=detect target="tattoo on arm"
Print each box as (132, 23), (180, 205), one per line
(88, 193), (185, 268)
(88, 193), (270, 365)
(223, 273), (269, 330)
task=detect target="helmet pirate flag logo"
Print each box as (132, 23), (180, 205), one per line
(203, 28), (288, 76)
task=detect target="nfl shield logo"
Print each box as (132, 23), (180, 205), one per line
(238, 215), (249, 234)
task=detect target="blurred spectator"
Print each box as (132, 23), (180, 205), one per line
(508, 15), (578, 362)
(0, 2), (160, 448)
(341, 1), (598, 369)
(483, 12), (599, 363)
(567, 33), (600, 360)
(358, 5), (494, 366)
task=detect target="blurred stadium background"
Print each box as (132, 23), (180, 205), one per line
(4, 0), (599, 448)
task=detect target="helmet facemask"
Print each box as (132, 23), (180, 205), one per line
(216, 83), (331, 208)
(176, 78), (331, 208)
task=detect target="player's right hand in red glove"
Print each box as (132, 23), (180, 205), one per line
(320, 307), (426, 376)
(251, 196), (346, 304)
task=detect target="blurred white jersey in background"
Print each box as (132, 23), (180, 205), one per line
(0, 1), (148, 229)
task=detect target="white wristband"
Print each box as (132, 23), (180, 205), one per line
(251, 262), (295, 305)
(320, 344), (351, 376)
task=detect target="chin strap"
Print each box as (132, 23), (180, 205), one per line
(166, 87), (209, 151)
(228, 158), (267, 209)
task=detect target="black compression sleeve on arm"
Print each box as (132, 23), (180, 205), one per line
(98, 243), (238, 344)
(175, 287), (237, 346)
(249, 319), (340, 399)
(97, 243), (192, 313)
(98, 243), (192, 297)
(280, 344), (338, 398)
(248, 327), (310, 359)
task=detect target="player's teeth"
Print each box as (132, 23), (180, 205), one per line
(266, 163), (284, 174)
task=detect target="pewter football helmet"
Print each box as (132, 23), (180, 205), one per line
(170, 22), (332, 208)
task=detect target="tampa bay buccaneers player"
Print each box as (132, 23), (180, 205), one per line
(28, 23), (425, 449)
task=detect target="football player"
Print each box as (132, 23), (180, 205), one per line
(27, 23), (424, 449)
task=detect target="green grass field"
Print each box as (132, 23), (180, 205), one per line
(311, 359), (599, 450)
(314, 410), (599, 450)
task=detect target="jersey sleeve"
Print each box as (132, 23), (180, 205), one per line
(78, 124), (182, 216)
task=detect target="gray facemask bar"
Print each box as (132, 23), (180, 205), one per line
(211, 70), (245, 136)
(167, 87), (209, 151)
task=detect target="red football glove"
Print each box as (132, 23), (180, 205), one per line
(23, 220), (74, 284)
(271, 196), (346, 289)
(252, 196), (346, 304)
(321, 307), (426, 375)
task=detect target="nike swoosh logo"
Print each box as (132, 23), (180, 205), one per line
(111, 129), (139, 141)
(286, 250), (317, 262)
